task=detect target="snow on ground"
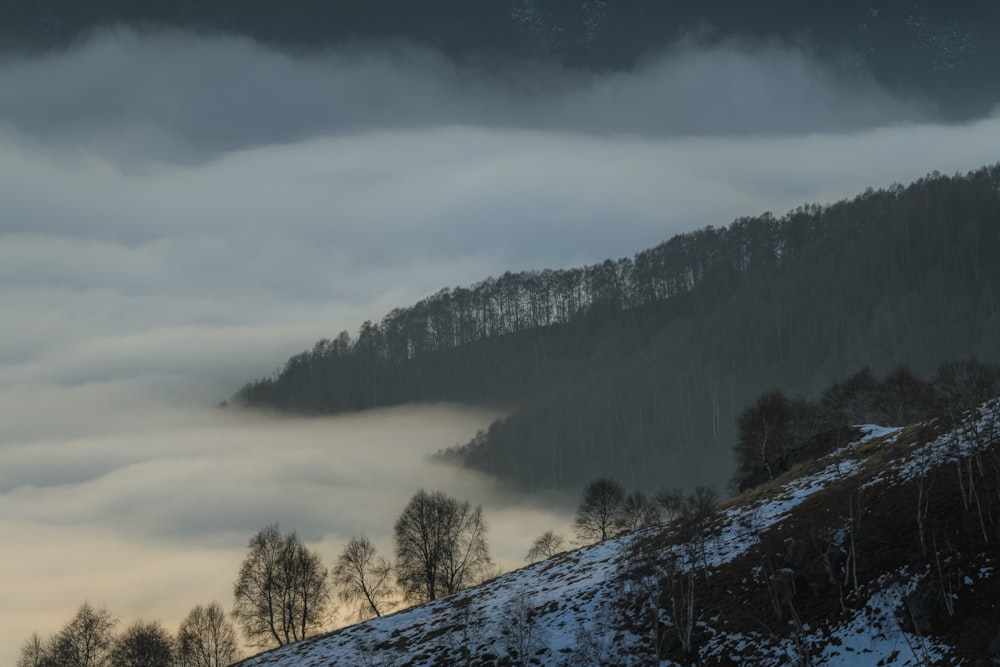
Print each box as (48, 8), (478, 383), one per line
(869, 398), (1000, 488)
(239, 404), (995, 666)
(240, 533), (643, 666)
(699, 572), (954, 667)
(857, 424), (904, 443)
(707, 442), (872, 571)
(817, 569), (954, 667)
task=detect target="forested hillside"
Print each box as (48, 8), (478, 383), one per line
(2, 1), (999, 119)
(236, 166), (1000, 493)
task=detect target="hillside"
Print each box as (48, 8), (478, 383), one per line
(236, 397), (1000, 666)
(236, 166), (1000, 493)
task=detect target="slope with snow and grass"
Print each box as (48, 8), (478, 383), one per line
(238, 398), (1000, 666)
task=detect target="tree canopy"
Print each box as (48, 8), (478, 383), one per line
(177, 602), (241, 667)
(232, 524), (331, 648)
(333, 536), (395, 620)
(574, 478), (627, 544)
(394, 489), (492, 602)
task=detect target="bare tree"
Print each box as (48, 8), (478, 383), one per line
(445, 600), (488, 666)
(571, 613), (618, 667)
(628, 546), (672, 664)
(734, 390), (798, 488)
(618, 490), (661, 533)
(48, 602), (117, 667)
(525, 530), (566, 563)
(177, 602), (241, 667)
(675, 486), (719, 572)
(232, 524), (331, 648)
(574, 478), (626, 544)
(655, 487), (685, 524)
(110, 620), (174, 667)
(499, 590), (547, 667)
(931, 358), (1000, 415)
(665, 548), (698, 656)
(394, 489), (492, 603)
(685, 486), (719, 519)
(333, 536), (396, 620)
(16, 633), (52, 667)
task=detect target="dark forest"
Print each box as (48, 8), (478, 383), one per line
(236, 166), (1000, 492)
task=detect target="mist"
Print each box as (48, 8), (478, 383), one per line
(0, 399), (566, 656)
(2, 26), (999, 662)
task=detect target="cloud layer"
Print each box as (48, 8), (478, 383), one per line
(0, 29), (928, 157)
(1, 27), (998, 662)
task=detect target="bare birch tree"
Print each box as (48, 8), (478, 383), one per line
(574, 478), (626, 544)
(333, 536), (395, 620)
(394, 489), (492, 603)
(177, 601), (241, 667)
(232, 524), (331, 648)
(525, 530), (566, 563)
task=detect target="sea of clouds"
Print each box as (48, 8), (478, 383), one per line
(1, 26), (998, 661)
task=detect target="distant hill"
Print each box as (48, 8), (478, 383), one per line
(235, 397), (1000, 665)
(1, 1), (999, 119)
(235, 165), (1000, 493)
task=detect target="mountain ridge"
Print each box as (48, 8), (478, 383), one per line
(234, 165), (1000, 494)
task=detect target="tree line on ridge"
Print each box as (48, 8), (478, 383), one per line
(236, 166), (1000, 493)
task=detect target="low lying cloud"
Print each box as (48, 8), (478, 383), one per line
(0, 398), (504, 541)
(0, 400), (568, 655)
(1, 26), (998, 662)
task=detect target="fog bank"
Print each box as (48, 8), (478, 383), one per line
(2, 27), (999, 663)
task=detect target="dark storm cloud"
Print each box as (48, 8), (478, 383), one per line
(0, 27), (928, 163)
(1, 26), (998, 663)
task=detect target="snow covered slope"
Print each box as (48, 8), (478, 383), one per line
(239, 398), (1000, 666)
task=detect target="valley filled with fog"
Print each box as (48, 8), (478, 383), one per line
(2, 27), (1000, 662)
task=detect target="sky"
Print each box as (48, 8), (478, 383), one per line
(1, 26), (999, 662)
